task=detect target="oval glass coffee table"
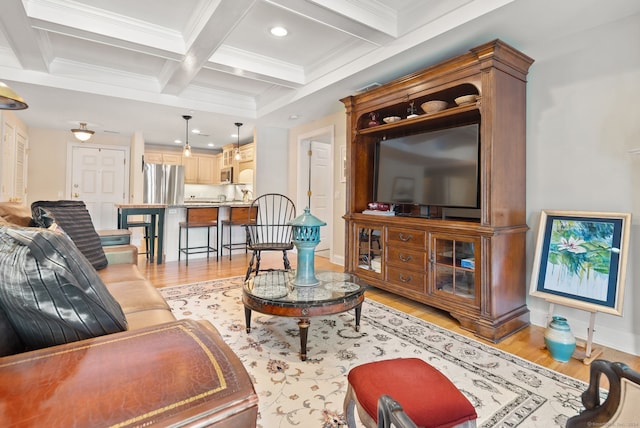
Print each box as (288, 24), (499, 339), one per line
(242, 270), (366, 361)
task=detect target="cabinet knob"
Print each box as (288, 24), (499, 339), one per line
(399, 274), (413, 283)
(398, 253), (412, 262)
(398, 233), (413, 242)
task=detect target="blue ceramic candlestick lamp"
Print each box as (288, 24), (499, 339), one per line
(544, 316), (577, 362)
(289, 207), (326, 286)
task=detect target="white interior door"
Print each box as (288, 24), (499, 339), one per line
(70, 145), (127, 230)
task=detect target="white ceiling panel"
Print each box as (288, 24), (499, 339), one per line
(1, 0), (638, 148)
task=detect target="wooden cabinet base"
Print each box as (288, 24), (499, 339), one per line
(452, 307), (530, 343)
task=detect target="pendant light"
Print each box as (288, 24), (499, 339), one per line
(183, 115), (192, 157)
(71, 122), (94, 141)
(234, 122), (242, 160)
(0, 81), (28, 110)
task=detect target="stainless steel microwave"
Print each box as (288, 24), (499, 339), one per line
(220, 167), (233, 183)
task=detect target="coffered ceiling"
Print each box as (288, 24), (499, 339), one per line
(1, 0), (639, 150)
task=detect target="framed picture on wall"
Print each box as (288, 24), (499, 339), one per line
(529, 210), (631, 315)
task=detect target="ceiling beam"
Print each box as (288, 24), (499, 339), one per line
(0, 0), (49, 71)
(267, 0), (396, 44)
(159, 0), (257, 95)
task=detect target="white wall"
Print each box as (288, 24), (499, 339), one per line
(523, 13), (640, 355)
(254, 126), (289, 196)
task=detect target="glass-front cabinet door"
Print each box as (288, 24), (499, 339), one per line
(355, 225), (384, 278)
(430, 233), (480, 308)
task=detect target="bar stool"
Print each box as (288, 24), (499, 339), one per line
(178, 207), (219, 265)
(220, 206), (257, 260)
(123, 219), (153, 259)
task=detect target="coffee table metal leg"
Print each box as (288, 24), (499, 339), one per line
(298, 318), (310, 361)
(355, 303), (362, 332)
(244, 307), (252, 333)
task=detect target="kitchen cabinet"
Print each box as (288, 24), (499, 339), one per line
(237, 142), (255, 184)
(220, 142), (255, 184)
(144, 150), (182, 165)
(183, 156), (198, 183)
(183, 154), (218, 184)
(342, 40), (533, 342)
(222, 145), (235, 168)
(197, 155), (217, 184)
(145, 148), (218, 184)
(1, 111), (28, 203)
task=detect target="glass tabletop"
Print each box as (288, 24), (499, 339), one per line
(244, 270), (365, 304)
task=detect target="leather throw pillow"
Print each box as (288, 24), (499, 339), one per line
(0, 226), (127, 351)
(31, 200), (108, 270)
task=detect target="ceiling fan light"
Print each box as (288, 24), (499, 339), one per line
(0, 81), (28, 110)
(71, 122), (94, 141)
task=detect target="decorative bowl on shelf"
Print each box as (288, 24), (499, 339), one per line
(454, 95), (478, 106)
(421, 100), (448, 114)
(383, 116), (401, 124)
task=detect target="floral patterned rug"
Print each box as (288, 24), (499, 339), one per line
(160, 276), (590, 428)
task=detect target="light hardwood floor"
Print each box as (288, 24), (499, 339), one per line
(140, 251), (640, 385)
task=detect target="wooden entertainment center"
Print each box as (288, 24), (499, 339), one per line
(341, 40), (534, 342)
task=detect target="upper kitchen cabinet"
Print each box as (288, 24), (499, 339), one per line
(145, 147), (219, 184)
(221, 142), (255, 184)
(1, 111), (28, 203)
(237, 142), (255, 184)
(144, 149), (182, 165)
(183, 154), (218, 184)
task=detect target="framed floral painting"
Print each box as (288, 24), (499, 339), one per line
(529, 210), (631, 316)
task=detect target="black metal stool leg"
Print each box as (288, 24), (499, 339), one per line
(178, 226), (182, 262)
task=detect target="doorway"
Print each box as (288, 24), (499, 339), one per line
(297, 126), (334, 259)
(67, 144), (129, 230)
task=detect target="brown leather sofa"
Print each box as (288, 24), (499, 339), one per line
(0, 203), (258, 427)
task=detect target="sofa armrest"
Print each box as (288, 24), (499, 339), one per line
(103, 244), (138, 264)
(0, 319), (258, 427)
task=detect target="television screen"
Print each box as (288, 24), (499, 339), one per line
(375, 124), (480, 209)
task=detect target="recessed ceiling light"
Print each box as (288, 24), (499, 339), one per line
(174, 139), (182, 144)
(207, 143), (215, 147)
(270, 26), (288, 37)
(289, 114), (299, 120)
(192, 128), (200, 134)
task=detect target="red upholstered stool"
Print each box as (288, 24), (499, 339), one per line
(344, 358), (477, 428)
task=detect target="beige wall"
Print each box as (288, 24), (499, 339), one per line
(26, 129), (132, 204)
(288, 110), (347, 265)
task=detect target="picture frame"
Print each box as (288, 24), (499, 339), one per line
(529, 210), (631, 316)
(340, 145), (346, 183)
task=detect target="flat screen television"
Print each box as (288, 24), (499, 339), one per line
(374, 123), (480, 211)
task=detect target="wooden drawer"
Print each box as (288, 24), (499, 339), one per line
(386, 266), (426, 293)
(386, 246), (426, 271)
(387, 227), (426, 249)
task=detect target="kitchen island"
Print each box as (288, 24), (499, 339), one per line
(158, 200), (254, 263)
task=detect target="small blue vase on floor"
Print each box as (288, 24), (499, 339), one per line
(544, 316), (576, 363)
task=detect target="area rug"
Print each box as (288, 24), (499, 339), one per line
(160, 276), (590, 428)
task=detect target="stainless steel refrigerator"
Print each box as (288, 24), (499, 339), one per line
(143, 163), (185, 205)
